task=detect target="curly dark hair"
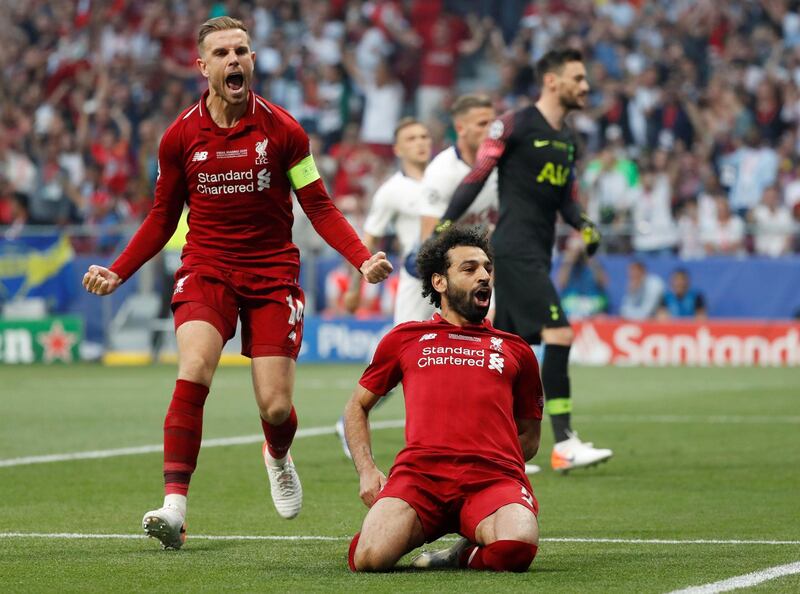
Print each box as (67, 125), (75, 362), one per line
(416, 225), (493, 308)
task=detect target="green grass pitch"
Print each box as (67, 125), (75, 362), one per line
(1, 364), (799, 592)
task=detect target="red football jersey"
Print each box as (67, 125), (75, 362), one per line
(111, 91), (370, 282)
(359, 314), (543, 475)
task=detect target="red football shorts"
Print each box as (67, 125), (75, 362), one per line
(375, 458), (538, 542)
(171, 264), (304, 359)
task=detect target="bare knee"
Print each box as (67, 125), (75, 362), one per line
(353, 542), (397, 572)
(178, 352), (217, 386)
(257, 393), (292, 424)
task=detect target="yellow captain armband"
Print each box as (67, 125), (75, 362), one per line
(287, 154), (321, 190)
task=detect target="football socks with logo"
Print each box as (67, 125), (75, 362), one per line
(460, 540), (538, 572)
(541, 344), (572, 442)
(262, 406), (298, 460)
(163, 379), (209, 495)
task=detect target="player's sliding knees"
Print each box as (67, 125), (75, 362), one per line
(472, 503), (539, 572)
(351, 535), (400, 572)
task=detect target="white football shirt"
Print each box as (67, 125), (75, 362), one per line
(363, 170), (435, 324)
(419, 146), (499, 227)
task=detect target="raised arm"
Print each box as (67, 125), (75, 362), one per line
(84, 125), (187, 295)
(288, 127), (392, 283)
(439, 111), (513, 225)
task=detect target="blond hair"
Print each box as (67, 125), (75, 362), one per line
(198, 16), (250, 53)
(393, 117), (424, 143)
(450, 94), (493, 118)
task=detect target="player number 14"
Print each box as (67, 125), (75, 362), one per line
(286, 295), (305, 326)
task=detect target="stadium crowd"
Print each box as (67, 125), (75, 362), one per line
(1, 0), (800, 257)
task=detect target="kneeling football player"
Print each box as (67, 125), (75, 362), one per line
(344, 226), (542, 572)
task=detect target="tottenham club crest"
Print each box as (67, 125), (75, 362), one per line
(255, 138), (269, 164)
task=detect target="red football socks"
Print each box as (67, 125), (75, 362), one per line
(261, 406), (298, 460)
(460, 540), (538, 572)
(163, 379), (209, 496)
(348, 532), (361, 572)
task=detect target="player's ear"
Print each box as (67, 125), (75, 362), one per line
(432, 272), (447, 295)
(197, 57), (209, 78)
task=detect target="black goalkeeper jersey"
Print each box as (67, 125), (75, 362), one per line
(443, 105), (585, 264)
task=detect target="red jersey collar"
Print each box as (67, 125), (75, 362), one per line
(198, 89), (257, 133)
(431, 312), (493, 330)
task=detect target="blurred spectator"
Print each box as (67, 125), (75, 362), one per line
(620, 260), (664, 320)
(630, 166), (677, 255)
(719, 128), (779, 215)
(415, 13), (485, 126)
(0, 0), (798, 262)
(4, 193), (32, 240)
(750, 185), (794, 257)
(703, 196), (746, 255)
(582, 142), (638, 252)
(657, 268), (707, 320)
(676, 199), (706, 260)
(556, 236), (609, 320)
(344, 54), (404, 159)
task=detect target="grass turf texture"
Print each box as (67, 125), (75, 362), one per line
(1, 364), (798, 592)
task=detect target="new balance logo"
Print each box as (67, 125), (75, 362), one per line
(490, 337), (504, 352)
(488, 353), (505, 374)
(257, 168), (271, 190)
(192, 151), (208, 161)
(419, 333), (437, 342)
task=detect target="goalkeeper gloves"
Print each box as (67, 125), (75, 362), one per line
(580, 218), (601, 256)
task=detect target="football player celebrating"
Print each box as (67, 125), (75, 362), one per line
(345, 226), (542, 572)
(82, 16), (392, 549)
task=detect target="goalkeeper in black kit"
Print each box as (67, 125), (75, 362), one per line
(439, 48), (612, 472)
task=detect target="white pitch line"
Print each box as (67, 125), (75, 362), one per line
(0, 419), (405, 469)
(2, 413), (798, 469)
(667, 561), (800, 594)
(0, 533), (798, 546)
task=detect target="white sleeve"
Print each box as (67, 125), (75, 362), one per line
(363, 181), (396, 237)
(419, 158), (458, 218)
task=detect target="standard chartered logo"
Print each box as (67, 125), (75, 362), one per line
(257, 168), (271, 190)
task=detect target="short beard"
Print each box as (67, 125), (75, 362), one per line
(445, 283), (489, 324)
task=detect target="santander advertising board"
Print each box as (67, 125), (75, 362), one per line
(570, 319), (800, 366)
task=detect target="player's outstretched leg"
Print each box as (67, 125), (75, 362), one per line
(540, 338), (612, 471)
(143, 378), (210, 549)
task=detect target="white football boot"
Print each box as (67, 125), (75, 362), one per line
(142, 506), (186, 550)
(263, 442), (303, 519)
(335, 416), (352, 460)
(551, 430), (613, 472)
(411, 537), (471, 569)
